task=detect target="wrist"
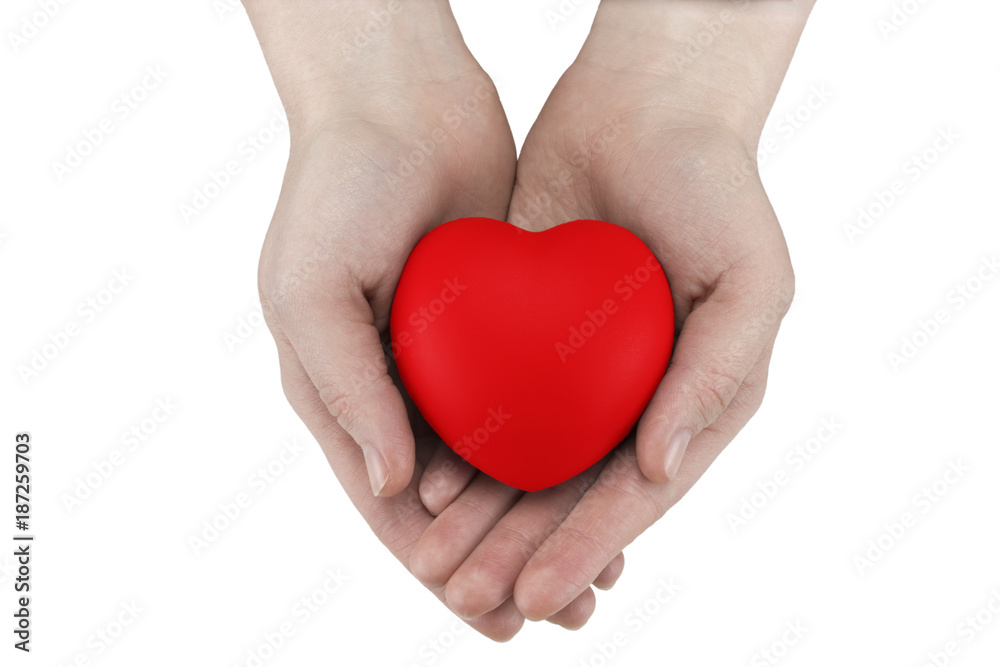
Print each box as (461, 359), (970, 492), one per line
(582, 0), (816, 144)
(244, 0), (469, 135)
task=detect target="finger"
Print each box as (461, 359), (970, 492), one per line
(636, 258), (793, 484)
(460, 596), (524, 642)
(265, 316), (435, 555)
(266, 323), (528, 639)
(419, 444), (479, 516)
(263, 284), (416, 498)
(593, 552), (625, 590)
(409, 475), (524, 589)
(545, 587), (597, 630)
(444, 462), (603, 620)
(514, 347), (774, 621)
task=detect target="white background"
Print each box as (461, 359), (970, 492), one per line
(2, 0), (999, 665)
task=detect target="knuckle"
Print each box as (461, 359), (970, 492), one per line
(608, 467), (667, 522)
(737, 358), (772, 419)
(375, 494), (426, 557)
(746, 386), (767, 417)
(375, 514), (421, 560)
(257, 257), (338, 329)
(728, 378), (767, 422)
(491, 524), (545, 564)
(258, 291), (277, 330)
(317, 369), (391, 435)
(274, 360), (323, 420)
(448, 561), (509, 618)
(409, 546), (448, 589)
(481, 605), (523, 642)
(375, 519), (410, 555)
(318, 381), (363, 434)
(553, 526), (611, 587)
(690, 364), (742, 426)
(447, 577), (491, 619)
(317, 382), (353, 425)
(257, 273), (298, 330)
(774, 264), (796, 315)
(600, 554), (625, 585)
(559, 525), (608, 564)
(257, 249), (289, 309)
(742, 363), (770, 402)
(453, 495), (499, 533)
(759, 261), (795, 320)
(256, 257), (286, 331)
(278, 368), (304, 410)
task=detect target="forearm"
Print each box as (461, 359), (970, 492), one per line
(241, 0), (463, 131)
(584, 0), (818, 142)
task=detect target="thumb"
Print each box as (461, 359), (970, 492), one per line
(636, 263), (793, 484)
(264, 282), (415, 497)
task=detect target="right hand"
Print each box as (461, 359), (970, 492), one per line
(252, 1), (525, 639)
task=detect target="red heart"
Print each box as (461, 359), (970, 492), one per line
(390, 218), (674, 491)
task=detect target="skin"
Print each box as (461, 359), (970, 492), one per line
(412, 1), (812, 626)
(247, 0), (618, 639)
(246, 0), (815, 641)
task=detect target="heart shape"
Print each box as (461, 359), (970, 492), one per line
(390, 217), (674, 491)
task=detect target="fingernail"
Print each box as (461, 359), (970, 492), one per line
(663, 430), (691, 481)
(363, 447), (389, 496)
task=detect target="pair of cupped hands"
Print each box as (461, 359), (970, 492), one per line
(249, 1), (800, 640)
